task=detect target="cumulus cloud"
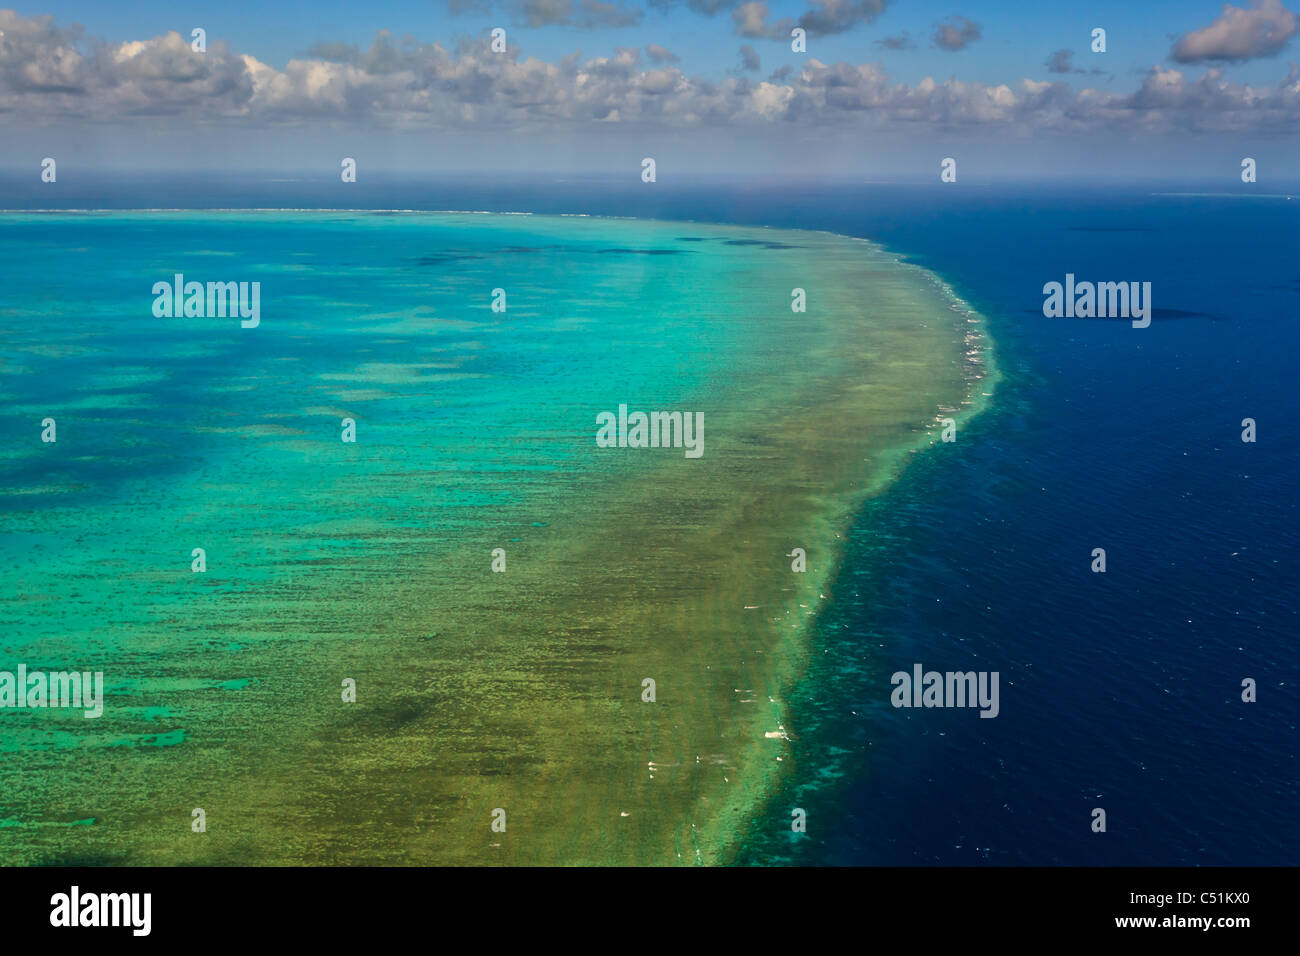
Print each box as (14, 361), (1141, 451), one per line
(1170, 0), (1297, 62)
(0, 12), (253, 111)
(0, 12), (87, 93)
(932, 15), (981, 51)
(797, 0), (888, 36)
(2, 11), (1299, 137)
(730, 0), (889, 37)
(732, 2), (793, 38)
(739, 44), (760, 71)
(645, 43), (679, 62)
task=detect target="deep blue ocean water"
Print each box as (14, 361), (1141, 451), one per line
(3, 172), (1296, 865)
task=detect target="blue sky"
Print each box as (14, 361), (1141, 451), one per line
(2, 1), (1298, 176)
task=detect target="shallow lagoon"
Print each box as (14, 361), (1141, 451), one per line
(0, 211), (992, 864)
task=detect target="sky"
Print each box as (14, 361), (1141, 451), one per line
(2, 1), (1299, 178)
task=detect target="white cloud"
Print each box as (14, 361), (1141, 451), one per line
(1, 11), (1298, 137)
(1171, 0), (1297, 62)
(932, 15), (981, 52)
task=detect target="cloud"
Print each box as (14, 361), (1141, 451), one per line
(645, 43), (679, 63)
(3, 12), (1299, 138)
(647, 0), (741, 14)
(0, 12), (253, 109)
(877, 33), (915, 51)
(0, 12), (87, 93)
(575, 0), (645, 27)
(739, 44), (760, 71)
(732, 2), (793, 39)
(304, 41), (360, 64)
(797, 0), (889, 36)
(654, 0), (889, 36)
(1170, 0), (1297, 62)
(443, 0), (643, 28)
(932, 15), (981, 51)
(1045, 49), (1075, 74)
(1044, 48), (1107, 77)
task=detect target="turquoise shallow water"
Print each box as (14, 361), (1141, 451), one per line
(0, 210), (984, 864)
(1, 212), (787, 665)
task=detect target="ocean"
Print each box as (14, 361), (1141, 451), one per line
(0, 172), (1295, 865)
